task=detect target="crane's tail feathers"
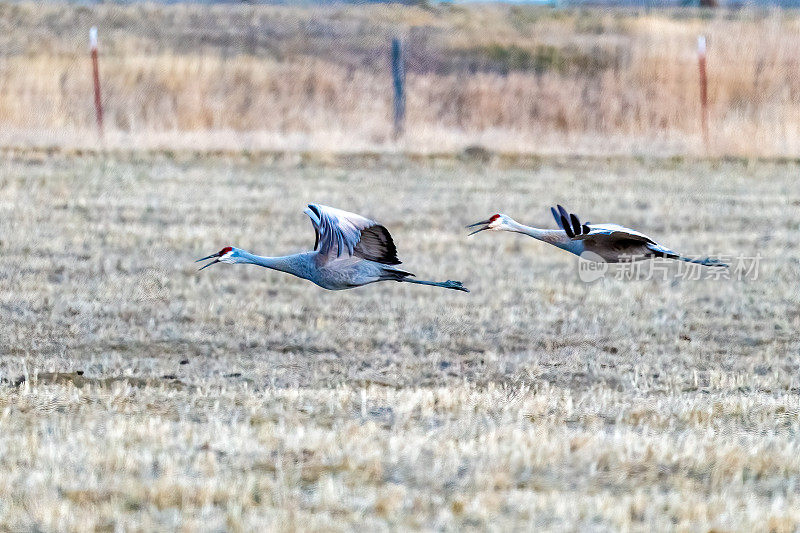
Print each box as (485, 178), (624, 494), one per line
(380, 268), (415, 281)
(676, 256), (729, 268)
(400, 278), (470, 292)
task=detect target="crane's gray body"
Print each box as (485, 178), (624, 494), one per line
(198, 204), (468, 292)
(469, 205), (727, 267)
(239, 250), (410, 291)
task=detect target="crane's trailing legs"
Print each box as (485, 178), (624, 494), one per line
(397, 278), (468, 291)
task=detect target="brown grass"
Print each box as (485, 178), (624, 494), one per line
(0, 150), (798, 529)
(4, 3), (800, 155)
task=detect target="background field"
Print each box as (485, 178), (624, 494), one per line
(1, 149), (799, 530)
(5, 3), (800, 156)
(2, 1), (800, 531)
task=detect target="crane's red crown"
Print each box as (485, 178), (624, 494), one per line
(219, 246), (233, 255)
(489, 214), (500, 222)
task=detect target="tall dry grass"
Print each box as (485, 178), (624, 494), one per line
(3, 3), (800, 155)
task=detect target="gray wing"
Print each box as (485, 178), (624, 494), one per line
(575, 223), (656, 244)
(304, 204), (401, 265)
(550, 205), (654, 243)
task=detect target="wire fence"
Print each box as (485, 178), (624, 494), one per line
(3, 3), (800, 156)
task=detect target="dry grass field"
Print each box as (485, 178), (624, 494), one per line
(5, 3), (800, 156)
(1, 149), (799, 530)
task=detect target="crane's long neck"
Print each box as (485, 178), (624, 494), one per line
(238, 250), (311, 279)
(506, 220), (577, 252)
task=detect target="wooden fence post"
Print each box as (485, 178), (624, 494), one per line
(698, 35), (708, 152)
(391, 38), (406, 139)
(90, 26), (104, 136)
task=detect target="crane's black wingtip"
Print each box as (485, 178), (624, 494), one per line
(560, 215), (575, 238)
(569, 213), (581, 235)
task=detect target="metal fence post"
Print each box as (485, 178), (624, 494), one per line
(392, 38), (406, 139)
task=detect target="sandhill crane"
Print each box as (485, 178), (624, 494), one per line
(468, 204), (727, 267)
(197, 204), (469, 292)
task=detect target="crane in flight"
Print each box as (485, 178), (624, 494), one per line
(467, 204), (727, 267)
(197, 204), (469, 292)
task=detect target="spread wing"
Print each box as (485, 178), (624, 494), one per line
(576, 223), (657, 244)
(551, 204), (591, 238)
(550, 204), (655, 244)
(304, 204), (401, 265)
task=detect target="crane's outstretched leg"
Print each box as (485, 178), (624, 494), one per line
(674, 256), (728, 268)
(647, 245), (728, 268)
(400, 278), (469, 292)
(379, 267), (469, 292)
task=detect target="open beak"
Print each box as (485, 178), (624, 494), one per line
(196, 252), (221, 271)
(466, 219), (491, 236)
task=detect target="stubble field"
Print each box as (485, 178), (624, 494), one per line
(0, 149), (798, 530)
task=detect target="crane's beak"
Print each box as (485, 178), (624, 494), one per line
(466, 219), (491, 236)
(196, 252), (221, 271)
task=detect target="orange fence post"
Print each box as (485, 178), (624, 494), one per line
(698, 35), (708, 152)
(90, 27), (104, 136)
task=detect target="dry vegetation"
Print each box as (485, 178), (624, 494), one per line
(2, 2), (800, 530)
(1, 149), (799, 530)
(4, 3), (800, 155)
